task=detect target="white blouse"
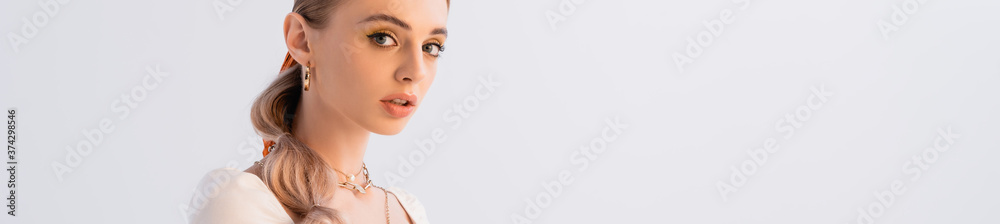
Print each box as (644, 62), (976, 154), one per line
(188, 168), (429, 224)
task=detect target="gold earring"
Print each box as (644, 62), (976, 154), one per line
(302, 65), (311, 91)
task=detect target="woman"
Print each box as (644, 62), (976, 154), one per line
(189, 0), (449, 223)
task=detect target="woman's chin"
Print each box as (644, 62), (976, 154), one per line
(367, 118), (411, 136)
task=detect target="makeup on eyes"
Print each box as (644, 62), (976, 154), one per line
(362, 27), (446, 57)
(422, 42), (444, 57)
(366, 30), (398, 47)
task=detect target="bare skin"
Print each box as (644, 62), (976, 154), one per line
(245, 0), (448, 223)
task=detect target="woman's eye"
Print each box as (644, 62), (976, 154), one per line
(422, 43), (443, 57)
(367, 32), (397, 47)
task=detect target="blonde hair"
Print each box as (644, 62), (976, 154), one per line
(250, 1), (449, 223)
(251, 63), (339, 224)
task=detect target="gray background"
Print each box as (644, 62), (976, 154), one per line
(2, 0), (999, 223)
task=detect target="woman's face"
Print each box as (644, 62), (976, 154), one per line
(304, 0), (448, 135)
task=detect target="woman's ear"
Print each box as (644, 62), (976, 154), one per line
(284, 12), (312, 66)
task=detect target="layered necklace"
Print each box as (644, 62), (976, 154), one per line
(258, 140), (391, 224)
(333, 163), (373, 194)
(332, 162), (391, 224)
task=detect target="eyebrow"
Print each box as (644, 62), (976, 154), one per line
(431, 28), (448, 37)
(358, 13), (448, 37)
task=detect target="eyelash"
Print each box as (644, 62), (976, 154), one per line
(366, 31), (397, 48)
(425, 42), (445, 57)
(365, 31), (446, 57)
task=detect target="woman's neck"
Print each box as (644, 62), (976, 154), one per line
(291, 98), (370, 179)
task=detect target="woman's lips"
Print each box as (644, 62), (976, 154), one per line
(379, 93), (417, 118)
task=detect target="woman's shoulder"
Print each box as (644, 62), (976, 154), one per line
(386, 186), (431, 224)
(187, 167), (292, 224)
